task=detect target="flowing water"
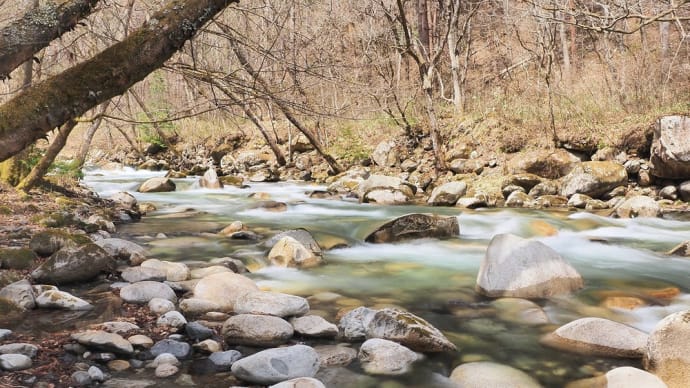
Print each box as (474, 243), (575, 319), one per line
(76, 168), (690, 386)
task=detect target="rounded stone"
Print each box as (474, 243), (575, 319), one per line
(541, 317), (648, 358)
(450, 362), (541, 388)
(71, 371), (92, 386)
(150, 339), (191, 360)
(644, 310), (690, 387)
(208, 350), (242, 371)
(230, 344), (320, 385)
(157, 311), (187, 328)
(291, 315), (339, 338)
(358, 338), (422, 376)
(128, 334), (154, 349)
(222, 314), (294, 347)
(148, 298), (176, 315)
(0, 353), (32, 371)
(155, 363), (179, 378)
(120, 281), (177, 304)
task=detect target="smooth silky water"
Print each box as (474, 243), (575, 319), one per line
(78, 168), (690, 386)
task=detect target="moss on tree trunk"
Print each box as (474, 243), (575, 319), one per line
(0, 0), (238, 163)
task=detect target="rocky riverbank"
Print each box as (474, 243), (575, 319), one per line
(3, 116), (690, 386)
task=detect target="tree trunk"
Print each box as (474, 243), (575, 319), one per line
(227, 37), (343, 174)
(74, 103), (109, 170)
(447, 25), (462, 113)
(0, 0), (238, 163)
(0, 0), (101, 79)
(16, 120), (78, 192)
(422, 68), (447, 171)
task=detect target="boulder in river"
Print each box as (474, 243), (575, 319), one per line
(265, 229), (322, 256)
(365, 214), (459, 243)
(138, 177), (176, 193)
(120, 281), (177, 304)
(565, 366), (667, 388)
(231, 344), (320, 385)
(94, 238), (147, 265)
(140, 259), (190, 282)
(358, 338), (422, 376)
(199, 167), (223, 189)
(31, 244), (115, 285)
(234, 291), (310, 317)
(338, 306), (378, 341)
(476, 233), (583, 298)
(222, 314), (294, 347)
(365, 308), (456, 353)
(560, 161), (627, 198)
(71, 330), (134, 355)
(540, 317), (648, 358)
(644, 310), (690, 387)
(649, 115), (690, 179)
(290, 316), (339, 338)
(35, 289), (94, 310)
(268, 236), (323, 268)
(0, 280), (35, 310)
(450, 361), (542, 388)
(194, 272), (259, 311)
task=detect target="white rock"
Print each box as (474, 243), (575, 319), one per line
(35, 290), (94, 310)
(450, 361), (542, 388)
(157, 311), (187, 329)
(644, 310), (690, 387)
(141, 259), (190, 282)
(542, 317), (647, 358)
(192, 272), (258, 312)
(148, 298), (176, 315)
(0, 354), (32, 371)
(222, 314), (294, 347)
(234, 291), (309, 317)
(120, 281), (177, 304)
(189, 265), (232, 279)
(358, 338), (422, 376)
(291, 316), (339, 338)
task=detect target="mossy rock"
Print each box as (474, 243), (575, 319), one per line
(0, 206), (11, 215)
(31, 243), (115, 285)
(0, 248), (38, 270)
(29, 229), (91, 257)
(40, 211), (82, 228)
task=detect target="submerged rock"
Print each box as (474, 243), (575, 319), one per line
(566, 366), (667, 388)
(450, 361), (542, 388)
(31, 244), (115, 285)
(365, 308), (456, 353)
(541, 317), (648, 358)
(364, 214), (459, 243)
(644, 310), (690, 387)
(476, 233), (583, 298)
(230, 344), (320, 385)
(358, 338), (422, 376)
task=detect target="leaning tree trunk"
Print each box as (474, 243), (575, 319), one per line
(227, 37), (343, 174)
(0, 0), (238, 163)
(16, 120), (78, 192)
(0, 0), (101, 79)
(73, 102), (109, 170)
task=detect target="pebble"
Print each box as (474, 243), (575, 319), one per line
(208, 350), (242, 371)
(155, 363), (179, 378)
(0, 353), (32, 371)
(193, 339), (221, 353)
(150, 339), (191, 360)
(88, 365), (105, 382)
(0, 343), (38, 358)
(185, 321), (214, 340)
(149, 353), (180, 368)
(157, 311), (187, 329)
(71, 371), (92, 386)
(0, 329), (11, 340)
(148, 298), (176, 315)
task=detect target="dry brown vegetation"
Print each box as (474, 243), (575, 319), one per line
(1, 0), (689, 170)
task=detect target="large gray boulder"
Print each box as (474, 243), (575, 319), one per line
(338, 306), (378, 341)
(365, 214), (459, 243)
(138, 177), (176, 193)
(365, 308), (456, 353)
(560, 161), (627, 198)
(268, 237), (323, 268)
(265, 229), (322, 256)
(234, 291), (309, 317)
(450, 362), (542, 388)
(615, 196), (661, 218)
(290, 316), (339, 338)
(230, 344), (320, 385)
(71, 330), (134, 355)
(358, 338), (422, 376)
(650, 116), (690, 179)
(476, 233), (583, 298)
(371, 141), (398, 167)
(0, 280), (35, 310)
(222, 314), (294, 347)
(541, 317), (648, 358)
(644, 310), (690, 387)
(192, 272), (258, 310)
(427, 181), (468, 206)
(507, 149), (580, 179)
(94, 238), (147, 265)
(119, 281), (177, 304)
(31, 244), (115, 285)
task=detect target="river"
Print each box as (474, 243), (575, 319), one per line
(81, 167), (690, 387)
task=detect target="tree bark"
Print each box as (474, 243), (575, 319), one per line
(0, 0), (101, 79)
(73, 103), (108, 170)
(16, 120), (78, 192)
(0, 0), (238, 163)
(227, 37), (343, 174)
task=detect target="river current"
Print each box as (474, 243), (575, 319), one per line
(81, 167), (690, 387)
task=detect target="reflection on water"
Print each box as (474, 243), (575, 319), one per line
(57, 170), (690, 385)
